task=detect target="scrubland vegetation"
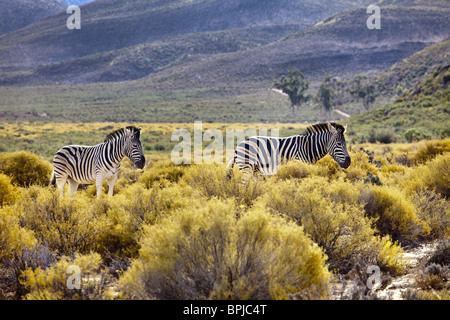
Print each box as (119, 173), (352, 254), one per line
(0, 136), (449, 300)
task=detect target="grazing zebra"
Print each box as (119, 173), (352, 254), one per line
(50, 126), (145, 198)
(227, 122), (351, 176)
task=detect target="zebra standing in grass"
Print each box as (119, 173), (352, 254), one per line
(50, 126), (146, 198)
(227, 122), (351, 176)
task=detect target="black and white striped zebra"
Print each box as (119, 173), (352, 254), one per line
(227, 122), (351, 176)
(50, 126), (145, 198)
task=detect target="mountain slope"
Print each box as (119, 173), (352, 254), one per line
(0, 0), (64, 35)
(141, 4), (450, 88)
(0, 24), (305, 85)
(0, 0), (375, 73)
(347, 64), (450, 143)
(1, 2), (448, 87)
(376, 37), (450, 94)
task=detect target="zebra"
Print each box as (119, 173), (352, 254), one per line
(50, 126), (146, 198)
(227, 122), (351, 176)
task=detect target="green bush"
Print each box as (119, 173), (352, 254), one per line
(120, 198), (331, 300)
(404, 128), (431, 143)
(0, 151), (52, 187)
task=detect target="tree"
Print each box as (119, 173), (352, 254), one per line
(350, 76), (376, 110)
(316, 75), (334, 120)
(273, 69), (310, 121)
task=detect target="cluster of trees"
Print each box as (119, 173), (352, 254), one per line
(273, 70), (377, 121)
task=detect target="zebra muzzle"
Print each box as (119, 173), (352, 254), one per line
(340, 156), (351, 169)
(135, 156), (146, 169)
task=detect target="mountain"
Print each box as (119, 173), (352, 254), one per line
(0, 24), (306, 85)
(141, 3), (450, 89)
(0, 0), (376, 83)
(1, 1), (448, 87)
(0, 0), (64, 35)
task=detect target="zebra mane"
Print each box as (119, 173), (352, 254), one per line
(305, 122), (345, 135)
(104, 126), (140, 142)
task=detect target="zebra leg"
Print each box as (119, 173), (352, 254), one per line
(55, 177), (67, 197)
(96, 175), (104, 199)
(238, 164), (255, 184)
(107, 173), (118, 197)
(67, 178), (79, 198)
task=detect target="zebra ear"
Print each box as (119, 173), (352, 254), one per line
(124, 127), (132, 137)
(327, 122), (337, 134)
(344, 124), (348, 133)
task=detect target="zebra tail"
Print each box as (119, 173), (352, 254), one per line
(49, 171), (56, 187)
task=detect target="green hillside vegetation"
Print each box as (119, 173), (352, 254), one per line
(347, 65), (450, 143)
(376, 38), (450, 95)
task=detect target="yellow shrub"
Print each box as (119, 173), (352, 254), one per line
(422, 153), (450, 198)
(342, 151), (379, 182)
(413, 139), (450, 164)
(0, 173), (17, 207)
(315, 151), (380, 183)
(182, 164), (265, 207)
(377, 237), (406, 275)
(0, 151), (52, 187)
(120, 198), (331, 300)
(359, 185), (430, 241)
(401, 152), (450, 198)
(22, 253), (113, 300)
(15, 187), (109, 256)
(96, 183), (189, 259)
(262, 177), (405, 274)
(275, 160), (320, 180)
(381, 164), (407, 176)
(0, 206), (36, 261)
(138, 160), (186, 189)
(410, 189), (450, 239)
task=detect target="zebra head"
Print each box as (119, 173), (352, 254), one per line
(124, 126), (146, 169)
(326, 123), (351, 169)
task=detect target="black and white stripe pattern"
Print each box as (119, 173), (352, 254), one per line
(51, 126), (145, 198)
(227, 122), (351, 176)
